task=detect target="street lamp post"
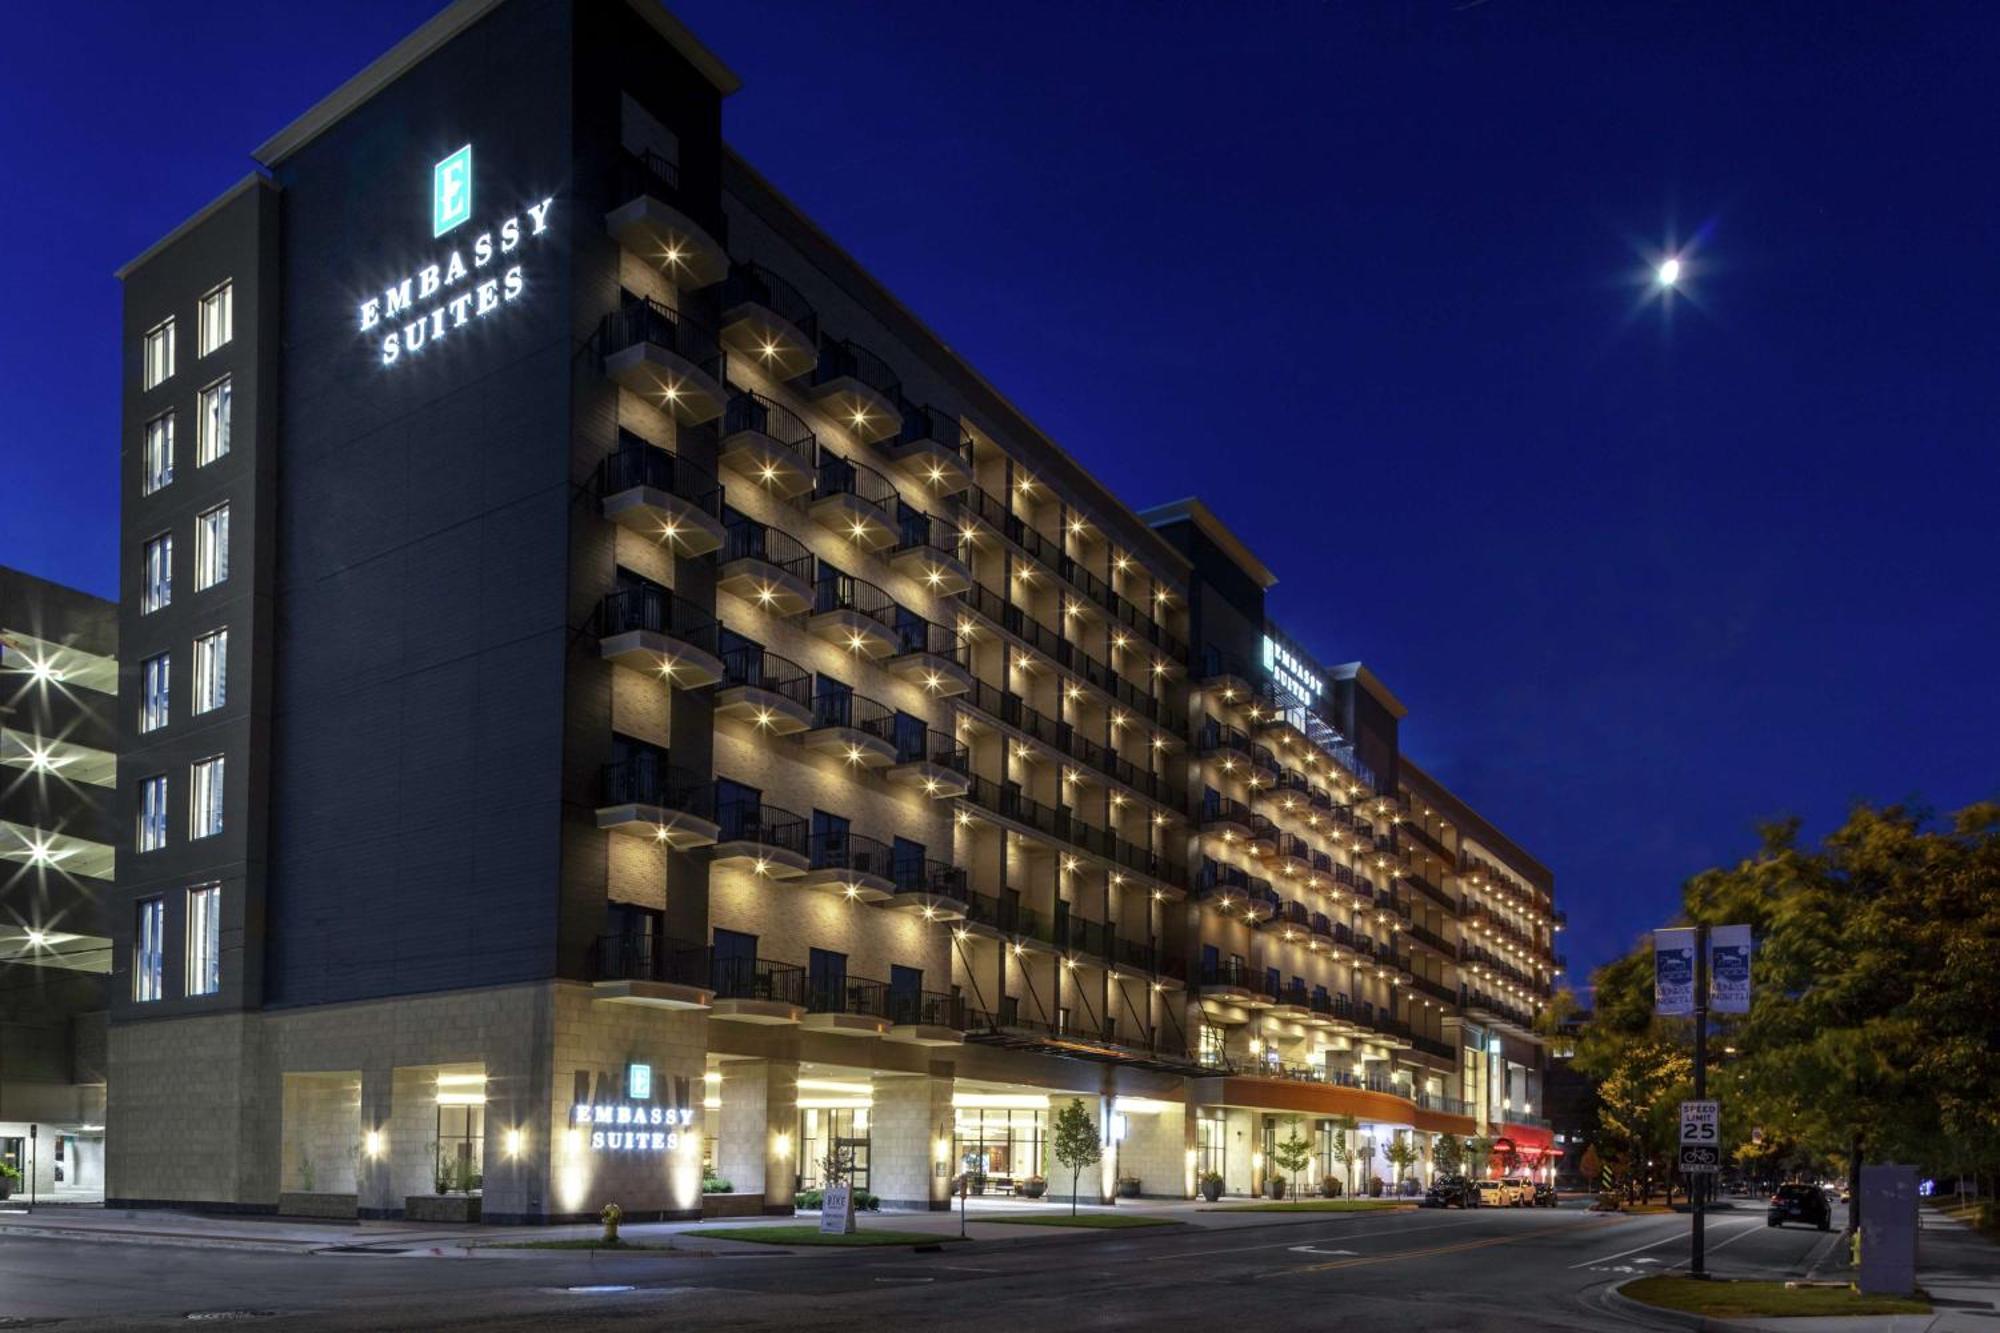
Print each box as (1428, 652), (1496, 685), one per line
(1691, 923), (1709, 1279)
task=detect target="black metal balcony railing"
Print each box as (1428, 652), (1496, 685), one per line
(893, 502), (962, 564)
(723, 508), (816, 584)
(1112, 934), (1157, 973)
(893, 402), (974, 465)
(814, 564), (901, 631)
(952, 581), (1157, 724)
(1406, 870), (1455, 911)
(1409, 973), (1458, 1005)
(601, 294), (725, 383)
(890, 615), (971, 670)
(813, 448), (899, 512)
(806, 974), (888, 1020)
(598, 433), (724, 517)
(1194, 858), (1272, 903)
(892, 857), (969, 903)
(593, 934), (713, 988)
(600, 746), (714, 818)
(962, 775), (1185, 886)
(889, 989), (965, 1029)
(810, 337), (901, 401)
(1414, 1087), (1473, 1114)
(1056, 913), (1114, 961)
(599, 583), (720, 658)
(809, 690), (896, 746)
(1275, 833), (1311, 863)
(723, 389), (816, 457)
(718, 642), (813, 709)
(713, 955), (805, 1006)
(807, 829), (894, 880)
(893, 726), (969, 774)
(720, 261), (817, 346)
(959, 677), (1162, 802)
(716, 797), (809, 855)
(1197, 956), (1256, 992)
(964, 891), (1045, 941)
(1405, 921), (1456, 957)
(616, 148), (729, 245)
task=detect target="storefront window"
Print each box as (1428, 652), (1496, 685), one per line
(1195, 1113), (1226, 1184)
(952, 1107), (1045, 1193)
(798, 1106), (870, 1191)
(436, 1104), (484, 1194)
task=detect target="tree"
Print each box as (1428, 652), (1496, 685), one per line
(1051, 1097), (1102, 1216)
(1328, 1114), (1358, 1195)
(1466, 1135), (1494, 1180)
(1435, 1133), (1464, 1177)
(1580, 1144), (1603, 1192)
(1270, 1117), (1313, 1198)
(1386, 1135), (1420, 1188)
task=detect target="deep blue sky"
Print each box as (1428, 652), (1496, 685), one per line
(5, 2), (1995, 987)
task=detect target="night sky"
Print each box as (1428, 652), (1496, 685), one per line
(5, 2), (1995, 988)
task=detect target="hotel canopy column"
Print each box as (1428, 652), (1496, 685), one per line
(715, 1059), (798, 1214)
(870, 1067), (954, 1211)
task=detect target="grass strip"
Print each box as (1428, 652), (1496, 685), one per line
(1206, 1200), (1415, 1213)
(488, 1238), (679, 1252)
(977, 1214), (1179, 1229)
(1623, 1276), (1930, 1318)
(679, 1225), (964, 1247)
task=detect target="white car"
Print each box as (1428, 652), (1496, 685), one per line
(1472, 1179), (1508, 1207)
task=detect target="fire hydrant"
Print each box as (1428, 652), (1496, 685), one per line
(601, 1202), (623, 1244)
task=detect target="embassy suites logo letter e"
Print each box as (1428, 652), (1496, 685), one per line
(359, 144), (554, 365)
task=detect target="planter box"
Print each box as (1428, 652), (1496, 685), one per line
(278, 1192), (358, 1220)
(702, 1192), (764, 1219)
(405, 1194), (482, 1224)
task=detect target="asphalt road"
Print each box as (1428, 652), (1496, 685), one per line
(0, 1201), (1849, 1331)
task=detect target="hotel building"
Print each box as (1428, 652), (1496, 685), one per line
(107, 0), (1562, 1221)
(1, 566), (119, 1198)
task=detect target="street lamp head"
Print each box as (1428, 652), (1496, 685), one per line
(1657, 257), (1682, 287)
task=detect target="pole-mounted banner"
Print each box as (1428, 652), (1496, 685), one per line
(1654, 927), (1697, 1016)
(1708, 924), (1753, 1014)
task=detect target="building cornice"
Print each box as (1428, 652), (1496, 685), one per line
(1137, 497), (1278, 591)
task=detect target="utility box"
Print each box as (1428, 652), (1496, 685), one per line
(1858, 1164), (1919, 1296)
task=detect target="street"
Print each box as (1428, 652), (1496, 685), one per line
(0, 1201), (1863, 1331)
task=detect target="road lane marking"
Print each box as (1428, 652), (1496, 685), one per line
(1288, 1246), (1358, 1256)
(1283, 1228), (1556, 1274)
(1566, 1218), (1760, 1270)
(1170, 1215), (1516, 1261)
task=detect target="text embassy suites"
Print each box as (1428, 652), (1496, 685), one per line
(109, 0), (1562, 1221)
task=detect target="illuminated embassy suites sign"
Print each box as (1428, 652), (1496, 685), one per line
(358, 189), (554, 365)
(569, 1101), (693, 1152)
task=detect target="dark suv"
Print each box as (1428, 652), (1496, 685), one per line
(1768, 1183), (1832, 1230)
(1533, 1182), (1559, 1207)
(1423, 1174), (1474, 1208)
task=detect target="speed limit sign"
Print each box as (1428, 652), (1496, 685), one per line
(1680, 1100), (1719, 1144)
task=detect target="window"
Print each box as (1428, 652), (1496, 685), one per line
(198, 282), (233, 356)
(142, 533), (172, 613)
(136, 774), (168, 852)
(140, 652), (170, 732)
(143, 412), (174, 495)
(134, 898), (166, 1002)
(197, 377), (232, 465)
(143, 318), (174, 389)
(189, 756), (224, 839)
(192, 629), (226, 714)
(194, 504), (229, 590)
(185, 884), (220, 996)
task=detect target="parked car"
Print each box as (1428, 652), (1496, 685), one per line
(1501, 1178), (1533, 1207)
(1471, 1179), (1508, 1208)
(1423, 1174), (1474, 1208)
(1533, 1182), (1559, 1207)
(1768, 1183), (1833, 1230)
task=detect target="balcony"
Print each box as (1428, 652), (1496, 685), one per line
(804, 338), (902, 443)
(713, 641), (814, 735)
(796, 829), (896, 903)
(1192, 859), (1278, 921)
(963, 891), (1046, 945)
(1405, 921), (1455, 958)
(718, 262), (817, 379)
(711, 798), (810, 878)
(597, 583), (723, 688)
(886, 727), (971, 799)
(1199, 792), (1277, 857)
(718, 390), (816, 497)
(884, 858), (970, 921)
(606, 149), (729, 288)
(887, 504), (971, 595)
(711, 955), (806, 1025)
(803, 974), (893, 1038)
(596, 748), (719, 848)
(718, 510), (815, 615)
(808, 566), (900, 658)
(801, 690), (899, 768)
(878, 402), (973, 495)
(599, 295), (727, 425)
(591, 935), (715, 1011)
(1269, 979), (1313, 1022)
(885, 615), (974, 698)
(596, 434), (726, 556)
(808, 450), (899, 550)
(886, 990), (966, 1047)
(1196, 957), (1262, 1008)
(1193, 646), (1259, 703)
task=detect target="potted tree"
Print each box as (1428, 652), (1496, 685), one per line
(1271, 1118), (1313, 1202)
(0, 1162), (18, 1200)
(1051, 1097), (1102, 1216)
(1199, 1170), (1224, 1203)
(1117, 1175), (1142, 1199)
(1023, 1175), (1048, 1199)
(1386, 1137), (1420, 1195)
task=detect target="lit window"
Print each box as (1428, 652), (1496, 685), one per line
(192, 629), (227, 714)
(186, 884), (221, 997)
(137, 774), (168, 852)
(198, 282), (233, 356)
(194, 504), (229, 591)
(140, 652), (171, 733)
(197, 377), (231, 465)
(143, 412), (174, 495)
(143, 318), (175, 389)
(189, 756), (224, 839)
(142, 532), (172, 614)
(135, 898), (166, 1003)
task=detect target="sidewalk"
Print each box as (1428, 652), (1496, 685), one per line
(0, 1193), (1426, 1257)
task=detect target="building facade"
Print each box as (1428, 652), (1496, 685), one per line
(1, 566), (118, 1199)
(107, 0), (1562, 1222)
